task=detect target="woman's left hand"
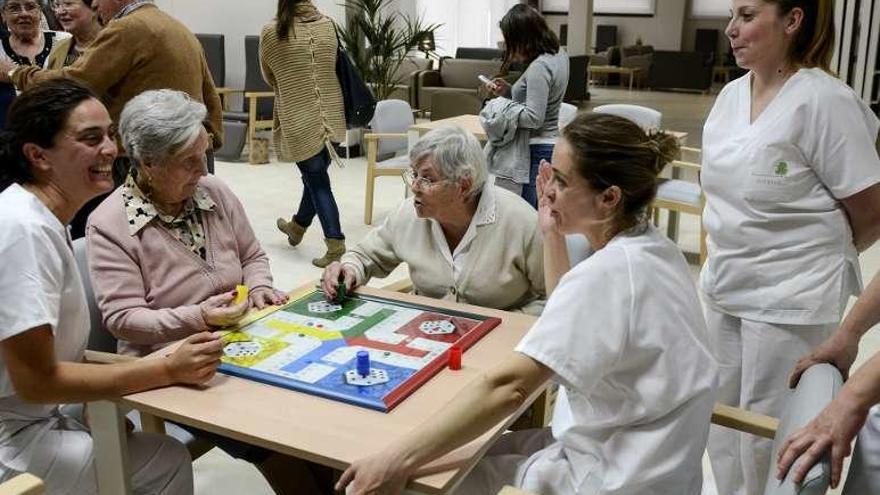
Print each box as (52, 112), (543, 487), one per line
(249, 287), (289, 310)
(335, 449), (414, 495)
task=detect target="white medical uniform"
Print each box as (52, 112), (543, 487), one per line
(453, 225), (717, 495)
(0, 184), (193, 495)
(701, 68), (880, 495)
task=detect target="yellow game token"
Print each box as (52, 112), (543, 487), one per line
(234, 285), (249, 305)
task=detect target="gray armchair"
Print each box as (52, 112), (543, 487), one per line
(387, 57), (433, 110)
(417, 58), (504, 119)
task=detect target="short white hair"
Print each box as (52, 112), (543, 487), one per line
(409, 125), (487, 197)
(119, 89), (207, 167)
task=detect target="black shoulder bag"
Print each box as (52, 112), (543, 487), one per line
(335, 33), (376, 129)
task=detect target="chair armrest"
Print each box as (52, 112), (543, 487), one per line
(381, 278), (414, 293)
(364, 133), (409, 141)
(84, 350), (135, 364)
(244, 91), (274, 99)
(498, 487), (537, 495)
(0, 474), (44, 495)
(215, 87), (244, 96)
(712, 403), (779, 439)
(417, 70), (443, 89)
(669, 159), (702, 173)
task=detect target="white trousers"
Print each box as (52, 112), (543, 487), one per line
(0, 414), (193, 495)
(703, 306), (834, 495)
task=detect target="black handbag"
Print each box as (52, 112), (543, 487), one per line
(335, 36), (376, 129)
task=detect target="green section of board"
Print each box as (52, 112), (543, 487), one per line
(343, 308), (395, 338)
(282, 291), (364, 321)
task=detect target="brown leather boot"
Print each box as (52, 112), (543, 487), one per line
(312, 238), (346, 268)
(276, 218), (307, 247)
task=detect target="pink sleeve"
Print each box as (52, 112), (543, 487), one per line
(86, 224), (210, 346)
(220, 184), (274, 290)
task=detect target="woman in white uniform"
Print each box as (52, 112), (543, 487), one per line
(0, 79), (224, 494)
(701, 1), (880, 494)
(334, 112), (717, 495)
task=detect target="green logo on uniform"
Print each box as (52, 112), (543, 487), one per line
(774, 161), (789, 176)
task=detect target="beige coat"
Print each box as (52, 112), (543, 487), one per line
(260, 17), (346, 163)
(341, 185), (546, 315)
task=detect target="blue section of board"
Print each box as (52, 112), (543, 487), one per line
(219, 338), (418, 412)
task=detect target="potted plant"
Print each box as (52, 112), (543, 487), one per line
(338, 0), (442, 100)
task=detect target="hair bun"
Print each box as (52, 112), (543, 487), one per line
(646, 131), (680, 176)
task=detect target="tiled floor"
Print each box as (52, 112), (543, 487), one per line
(191, 86), (876, 494)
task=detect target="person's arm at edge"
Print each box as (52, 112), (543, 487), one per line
(336, 353), (553, 493)
(842, 182), (880, 253)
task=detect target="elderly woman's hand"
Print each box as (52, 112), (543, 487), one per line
(249, 287), (288, 310)
(321, 262), (358, 301)
(199, 291), (248, 328)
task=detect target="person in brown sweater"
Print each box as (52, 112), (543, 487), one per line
(0, 0), (223, 238)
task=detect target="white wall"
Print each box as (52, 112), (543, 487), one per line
(155, 0), (344, 94)
(543, 0), (687, 50)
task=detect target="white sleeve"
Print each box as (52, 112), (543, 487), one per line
(515, 247), (631, 395)
(809, 85), (880, 198)
(0, 220), (64, 339)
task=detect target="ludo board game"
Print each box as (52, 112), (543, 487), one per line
(219, 288), (502, 412)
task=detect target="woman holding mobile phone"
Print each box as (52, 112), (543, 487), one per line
(483, 3), (568, 209)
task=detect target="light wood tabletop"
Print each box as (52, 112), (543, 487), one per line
(89, 283), (539, 495)
(409, 114), (487, 143)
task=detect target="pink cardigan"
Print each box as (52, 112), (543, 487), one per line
(86, 176), (274, 356)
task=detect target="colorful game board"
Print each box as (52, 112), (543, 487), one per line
(219, 289), (502, 412)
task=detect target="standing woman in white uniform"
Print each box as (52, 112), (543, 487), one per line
(335, 112), (717, 495)
(0, 79), (224, 494)
(701, 1), (880, 493)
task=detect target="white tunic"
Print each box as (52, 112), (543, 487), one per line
(701, 68), (880, 324)
(515, 226), (717, 494)
(0, 184), (91, 481)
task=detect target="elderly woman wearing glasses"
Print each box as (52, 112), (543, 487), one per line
(322, 125), (545, 315)
(46, 0), (100, 69)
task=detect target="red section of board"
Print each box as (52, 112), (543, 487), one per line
(396, 313), (480, 344)
(345, 337), (430, 358)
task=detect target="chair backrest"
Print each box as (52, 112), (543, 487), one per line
(764, 364), (842, 495)
(564, 55), (589, 103)
(558, 102), (578, 129)
(455, 47), (503, 60)
(72, 238), (117, 353)
(243, 35), (273, 117)
(393, 57), (432, 84)
(440, 59), (504, 89)
(195, 33), (225, 87)
(371, 99), (414, 157)
(695, 28), (719, 65)
(592, 104), (662, 132)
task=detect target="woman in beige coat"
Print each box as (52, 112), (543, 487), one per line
(261, 0), (347, 267)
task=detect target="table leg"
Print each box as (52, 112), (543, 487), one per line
(89, 400), (132, 495)
(629, 71), (634, 91)
(666, 166), (681, 240)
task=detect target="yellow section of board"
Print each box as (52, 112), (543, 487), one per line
(265, 320), (343, 341)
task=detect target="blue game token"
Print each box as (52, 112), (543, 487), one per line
(356, 350), (370, 377)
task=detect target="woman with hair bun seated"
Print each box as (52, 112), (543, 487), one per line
(335, 113), (718, 495)
(321, 125), (546, 316)
(0, 78), (220, 495)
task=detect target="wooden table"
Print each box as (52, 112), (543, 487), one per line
(408, 114), (487, 150)
(88, 284), (539, 495)
(589, 65), (642, 91)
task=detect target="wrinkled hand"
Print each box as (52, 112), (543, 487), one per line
(200, 291), (248, 328)
(536, 160), (558, 235)
(335, 450), (413, 495)
(321, 262), (358, 301)
(165, 331), (224, 385)
(776, 394), (869, 488)
(789, 332), (860, 388)
(490, 78), (510, 97)
(249, 286), (288, 310)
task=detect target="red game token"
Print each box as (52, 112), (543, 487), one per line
(449, 345), (462, 370)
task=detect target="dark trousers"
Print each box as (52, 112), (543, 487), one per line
(292, 148), (344, 240)
(520, 143), (555, 209)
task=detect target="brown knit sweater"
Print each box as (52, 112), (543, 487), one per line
(12, 4), (223, 147)
(260, 15), (346, 163)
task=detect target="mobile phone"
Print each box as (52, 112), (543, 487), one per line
(478, 74), (496, 89)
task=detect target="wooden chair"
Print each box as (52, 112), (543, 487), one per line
(221, 35), (274, 164)
(364, 99), (415, 224)
(652, 146), (706, 264)
(0, 474), (43, 495)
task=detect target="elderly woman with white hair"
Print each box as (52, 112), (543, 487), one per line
(322, 125), (545, 315)
(85, 89), (331, 494)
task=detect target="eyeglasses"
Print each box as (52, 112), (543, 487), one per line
(403, 168), (448, 190)
(51, 0), (82, 12)
(4, 2), (40, 14)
